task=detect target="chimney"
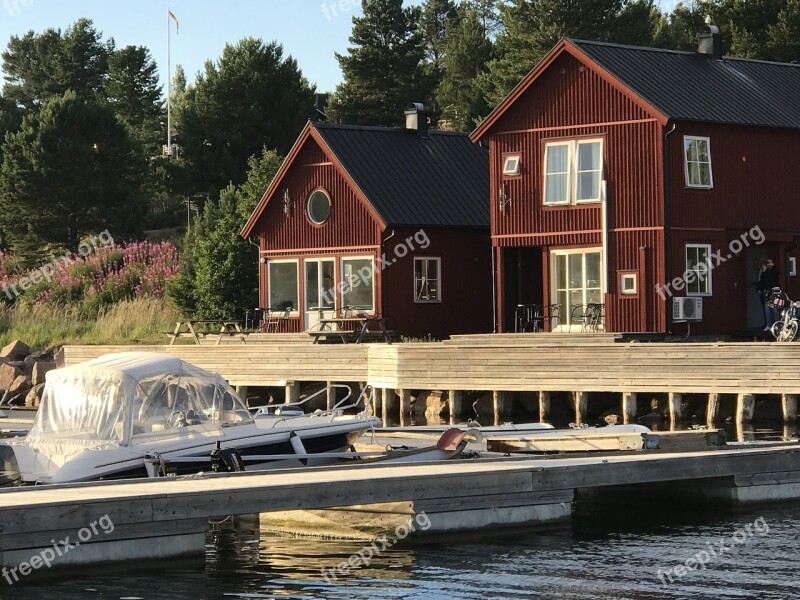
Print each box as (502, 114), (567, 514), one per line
(698, 21), (723, 59)
(404, 103), (428, 138)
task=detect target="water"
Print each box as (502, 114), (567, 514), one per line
(4, 504), (800, 599)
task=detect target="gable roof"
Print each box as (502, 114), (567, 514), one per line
(571, 39), (800, 130)
(242, 121), (488, 238)
(472, 38), (800, 141)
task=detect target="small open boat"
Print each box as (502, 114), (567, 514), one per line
(0, 352), (379, 485)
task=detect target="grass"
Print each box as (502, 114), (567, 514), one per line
(0, 297), (180, 348)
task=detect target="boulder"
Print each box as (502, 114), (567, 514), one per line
(32, 361), (56, 387)
(0, 363), (25, 392)
(8, 375), (29, 395)
(414, 390), (448, 419)
(25, 384), (44, 408)
(0, 340), (29, 361)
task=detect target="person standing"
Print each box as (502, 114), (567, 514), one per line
(757, 258), (779, 330)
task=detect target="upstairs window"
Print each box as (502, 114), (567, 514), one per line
(684, 136), (713, 188)
(543, 139), (604, 205)
(502, 154), (521, 177)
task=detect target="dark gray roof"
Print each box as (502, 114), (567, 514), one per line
(315, 123), (488, 228)
(570, 39), (800, 130)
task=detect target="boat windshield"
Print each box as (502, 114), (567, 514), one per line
(27, 355), (253, 446)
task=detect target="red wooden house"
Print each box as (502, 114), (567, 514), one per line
(242, 107), (492, 338)
(471, 28), (800, 335)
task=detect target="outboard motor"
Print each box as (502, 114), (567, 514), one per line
(0, 445), (22, 487)
(210, 441), (245, 473)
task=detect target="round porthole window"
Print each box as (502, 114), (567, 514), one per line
(306, 189), (331, 225)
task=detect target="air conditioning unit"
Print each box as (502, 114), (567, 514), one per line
(673, 297), (703, 322)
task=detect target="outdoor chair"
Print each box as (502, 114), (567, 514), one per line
(533, 303), (561, 332)
(515, 304), (540, 332)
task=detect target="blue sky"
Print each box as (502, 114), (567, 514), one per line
(0, 0), (678, 96)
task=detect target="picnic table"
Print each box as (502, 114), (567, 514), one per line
(307, 316), (392, 344)
(169, 320), (246, 346)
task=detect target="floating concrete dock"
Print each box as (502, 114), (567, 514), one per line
(1, 442), (800, 574)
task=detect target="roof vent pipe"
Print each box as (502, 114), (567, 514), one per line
(404, 103), (428, 138)
(698, 21), (723, 59)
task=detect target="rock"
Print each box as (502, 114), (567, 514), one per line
(8, 375), (29, 395)
(0, 363), (25, 392)
(0, 340), (29, 361)
(32, 361), (56, 387)
(25, 384), (44, 408)
(414, 391), (448, 419)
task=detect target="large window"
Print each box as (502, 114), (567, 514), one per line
(543, 139), (604, 205)
(414, 257), (441, 302)
(305, 259), (335, 311)
(685, 244), (711, 295)
(267, 260), (298, 312)
(684, 136), (713, 188)
(552, 250), (603, 328)
(341, 257), (375, 312)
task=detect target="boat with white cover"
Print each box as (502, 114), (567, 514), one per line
(0, 352), (379, 485)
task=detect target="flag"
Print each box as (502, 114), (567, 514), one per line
(168, 10), (179, 33)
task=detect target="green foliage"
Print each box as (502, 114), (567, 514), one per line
(238, 148), (284, 221)
(327, 0), (428, 126)
(176, 38), (314, 195)
(0, 92), (146, 266)
(2, 18), (111, 111)
(438, 4), (495, 131)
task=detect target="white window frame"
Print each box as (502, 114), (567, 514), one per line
(414, 257), (441, 303)
(340, 256), (376, 314)
(266, 259), (300, 315)
(683, 136), (713, 189)
(502, 154), (521, 177)
(685, 244), (712, 296)
(543, 138), (604, 206)
(620, 272), (638, 296)
(789, 257), (797, 277)
(550, 248), (604, 330)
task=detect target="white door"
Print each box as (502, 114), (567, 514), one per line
(552, 250), (603, 331)
(304, 259), (335, 330)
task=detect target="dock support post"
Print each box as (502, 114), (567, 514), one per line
(538, 391), (551, 423)
(326, 382), (336, 410)
(236, 386), (248, 403)
(493, 391), (508, 425)
(285, 382), (300, 405)
(382, 389), (396, 425)
(668, 392), (682, 426)
(736, 393), (755, 423)
(622, 392), (637, 424)
(571, 392), (588, 426)
(782, 394), (797, 423)
(448, 390), (463, 424)
(707, 393), (720, 426)
(399, 389), (411, 425)
(369, 387), (383, 418)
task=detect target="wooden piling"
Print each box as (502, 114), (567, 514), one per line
(736, 393), (755, 423)
(622, 392), (637, 424)
(382, 388), (397, 425)
(538, 391), (551, 423)
(326, 382), (336, 410)
(285, 382), (300, 404)
(706, 393), (720, 426)
(571, 392), (588, 426)
(668, 392), (682, 424)
(398, 389), (412, 426)
(370, 387), (383, 419)
(782, 394), (797, 423)
(448, 390), (463, 425)
(493, 391), (508, 425)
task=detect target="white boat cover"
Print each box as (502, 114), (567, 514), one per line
(27, 352), (252, 447)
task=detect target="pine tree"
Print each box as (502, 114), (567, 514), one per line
(437, 4), (495, 131)
(768, 0), (800, 62)
(327, 0), (427, 126)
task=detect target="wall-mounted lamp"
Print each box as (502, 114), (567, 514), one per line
(499, 184), (512, 215)
(283, 189), (293, 217)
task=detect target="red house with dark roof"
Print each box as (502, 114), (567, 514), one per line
(471, 28), (800, 335)
(242, 106), (492, 338)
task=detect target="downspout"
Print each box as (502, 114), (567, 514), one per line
(381, 229), (396, 318)
(491, 246), (497, 333)
(247, 236), (261, 329)
(663, 122), (677, 334)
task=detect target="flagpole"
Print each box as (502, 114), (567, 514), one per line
(167, 8), (172, 158)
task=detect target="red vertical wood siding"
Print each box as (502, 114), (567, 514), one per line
(666, 123), (800, 334)
(383, 228), (493, 338)
(485, 51), (665, 332)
